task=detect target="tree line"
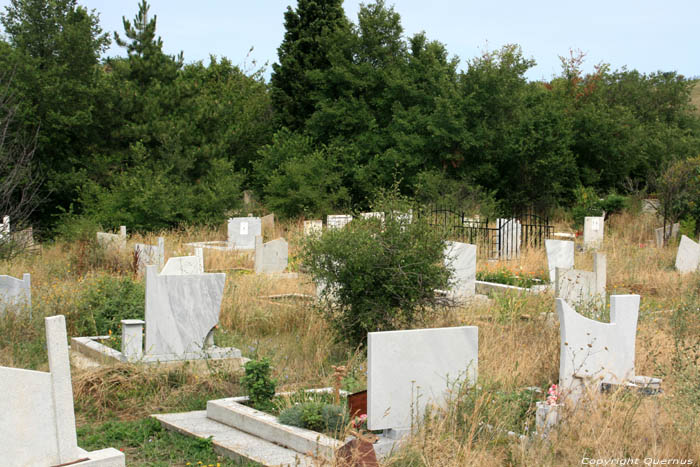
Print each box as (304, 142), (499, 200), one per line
(1, 0), (699, 235)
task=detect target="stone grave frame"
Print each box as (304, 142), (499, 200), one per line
(0, 272), (31, 316)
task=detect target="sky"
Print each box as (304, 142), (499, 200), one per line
(1, 0), (698, 82)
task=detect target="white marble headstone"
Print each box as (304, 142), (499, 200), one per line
(675, 235), (700, 274)
(303, 220), (323, 236)
(135, 237), (165, 273)
(497, 218), (521, 259)
(227, 217), (261, 250)
(360, 212), (385, 222)
(545, 239), (575, 283)
(0, 273), (31, 315)
(96, 225), (127, 250)
(0, 315), (125, 466)
(161, 248), (204, 275)
(367, 326), (478, 431)
(555, 252), (606, 307)
(327, 214), (353, 229)
(583, 216), (604, 248)
(145, 265), (226, 356)
(655, 223), (680, 248)
(444, 241), (477, 299)
(254, 236), (288, 274)
(557, 295), (639, 400)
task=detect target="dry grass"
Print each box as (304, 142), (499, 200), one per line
(1, 211), (699, 465)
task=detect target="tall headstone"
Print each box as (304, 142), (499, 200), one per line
(497, 218), (521, 259)
(0, 273), (31, 315)
(161, 248), (204, 275)
(555, 252), (606, 307)
(557, 295), (639, 401)
(583, 216), (604, 249)
(261, 214), (275, 237)
(545, 239), (575, 283)
(145, 265), (226, 356)
(0, 315), (125, 466)
(327, 215), (353, 230)
(304, 220), (323, 236)
(675, 235), (700, 274)
(444, 241), (477, 299)
(227, 217), (261, 250)
(135, 236), (165, 273)
(655, 223), (680, 248)
(367, 326), (478, 432)
(254, 236), (289, 274)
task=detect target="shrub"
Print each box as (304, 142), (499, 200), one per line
(278, 402), (348, 434)
(571, 185), (628, 227)
(241, 358), (277, 412)
(302, 190), (450, 347)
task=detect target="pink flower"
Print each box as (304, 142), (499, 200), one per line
(546, 384), (559, 405)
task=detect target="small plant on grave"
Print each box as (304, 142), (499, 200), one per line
(241, 358), (277, 412)
(278, 401), (349, 435)
(476, 268), (547, 288)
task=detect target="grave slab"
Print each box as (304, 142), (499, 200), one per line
(254, 236), (289, 274)
(675, 235), (700, 274)
(444, 241), (476, 299)
(545, 239), (575, 283)
(145, 265), (226, 356)
(0, 272), (31, 315)
(96, 226), (126, 250)
(655, 223), (680, 248)
(555, 252), (606, 307)
(303, 220), (323, 236)
(497, 218), (521, 259)
(134, 236), (165, 273)
(327, 214), (353, 229)
(367, 326), (478, 431)
(262, 214), (275, 237)
(228, 217), (261, 250)
(161, 248), (204, 275)
(583, 216), (604, 248)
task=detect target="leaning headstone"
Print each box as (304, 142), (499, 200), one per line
(555, 252), (606, 307)
(0, 273), (31, 316)
(545, 239), (575, 283)
(261, 214), (275, 237)
(0, 315), (125, 466)
(655, 223), (680, 248)
(444, 241), (476, 299)
(675, 235), (700, 274)
(327, 214), (353, 230)
(497, 218), (521, 259)
(557, 295), (640, 401)
(145, 265), (226, 356)
(254, 236), (289, 274)
(161, 248), (204, 275)
(227, 217), (261, 250)
(96, 225), (127, 250)
(583, 216), (604, 249)
(135, 236), (165, 273)
(367, 326), (478, 433)
(304, 220), (323, 236)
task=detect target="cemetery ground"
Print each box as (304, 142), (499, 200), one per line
(1, 211), (699, 466)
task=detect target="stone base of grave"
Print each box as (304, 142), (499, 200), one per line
(475, 280), (551, 296)
(73, 447), (126, 466)
(186, 241), (254, 252)
(70, 336), (247, 373)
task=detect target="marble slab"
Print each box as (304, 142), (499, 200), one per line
(583, 216), (604, 248)
(227, 217), (261, 250)
(545, 239), (575, 283)
(555, 252), (606, 307)
(360, 212), (385, 222)
(0, 273), (31, 315)
(0, 315), (124, 466)
(327, 215), (353, 229)
(444, 241), (476, 299)
(145, 265), (226, 356)
(367, 326), (478, 431)
(303, 220), (323, 236)
(497, 218), (521, 259)
(675, 235), (700, 273)
(254, 236), (288, 274)
(161, 248), (204, 275)
(557, 295), (639, 401)
(655, 223), (680, 247)
(135, 237), (165, 273)
(96, 225), (127, 250)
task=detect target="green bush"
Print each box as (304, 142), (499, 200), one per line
(72, 274), (145, 337)
(278, 402), (348, 434)
(571, 186), (628, 227)
(241, 358), (277, 412)
(475, 268), (547, 288)
(302, 190), (450, 347)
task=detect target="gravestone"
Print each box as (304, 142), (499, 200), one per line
(227, 217), (261, 250)
(262, 214), (275, 237)
(327, 214), (353, 229)
(642, 199), (659, 214)
(135, 236), (165, 273)
(145, 265), (226, 356)
(360, 212), (385, 222)
(0, 215), (9, 240)
(497, 218), (521, 259)
(557, 295), (640, 401)
(254, 236), (289, 274)
(675, 235), (700, 274)
(655, 223), (680, 248)
(555, 252), (606, 307)
(0, 273), (31, 316)
(545, 239), (575, 283)
(96, 225), (127, 250)
(161, 248), (204, 275)
(304, 220), (323, 236)
(443, 241), (476, 299)
(583, 216), (604, 248)
(367, 326), (478, 432)
(0, 315), (125, 466)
